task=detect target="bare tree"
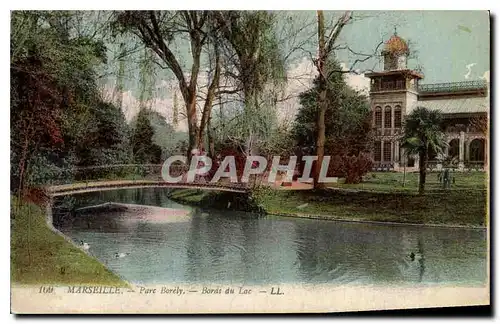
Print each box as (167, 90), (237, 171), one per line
(312, 10), (352, 188)
(114, 11), (221, 159)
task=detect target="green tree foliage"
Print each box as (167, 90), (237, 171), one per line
(10, 11), (132, 192)
(401, 107), (447, 194)
(130, 109), (162, 164)
(130, 110), (188, 158)
(292, 59), (373, 183)
(75, 102), (131, 166)
(214, 11), (286, 103)
(213, 11), (286, 154)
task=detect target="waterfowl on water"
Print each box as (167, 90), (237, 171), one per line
(115, 252), (129, 258)
(80, 241), (90, 250)
(409, 252), (422, 261)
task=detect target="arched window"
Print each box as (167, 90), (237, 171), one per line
(374, 106), (382, 128)
(384, 106), (392, 128)
(394, 105), (402, 128)
(449, 139), (459, 159)
(470, 139), (485, 162)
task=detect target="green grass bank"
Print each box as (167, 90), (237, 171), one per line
(327, 171), (488, 193)
(10, 196), (127, 286)
(169, 172), (488, 228)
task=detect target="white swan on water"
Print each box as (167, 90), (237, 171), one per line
(115, 252), (129, 258)
(80, 241), (90, 251)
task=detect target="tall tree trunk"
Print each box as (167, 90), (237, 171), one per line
(197, 44), (221, 148)
(186, 93), (199, 162)
(313, 83), (327, 189)
(243, 86), (258, 157)
(418, 150), (427, 194)
(207, 115), (215, 159)
(312, 10), (327, 189)
(310, 11), (351, 188)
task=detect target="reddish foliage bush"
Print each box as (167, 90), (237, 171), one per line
(327, 152), (373, 184)
(209, 147), (247, 180)
(22, 187), (50, 206)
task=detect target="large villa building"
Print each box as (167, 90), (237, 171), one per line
(365, 32), (489, 172)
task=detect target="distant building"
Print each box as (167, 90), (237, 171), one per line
(365, 32), (489, 172)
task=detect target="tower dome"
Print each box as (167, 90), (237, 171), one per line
(383, 33), (409, 56)
(382, 30), (409, 70)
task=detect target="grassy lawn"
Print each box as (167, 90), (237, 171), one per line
(254, 188), (487, 227)
(326, 171), (487, 193)
(169, 171), (488, 227)
(11, 196), (127, 286)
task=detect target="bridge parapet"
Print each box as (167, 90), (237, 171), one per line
(44, 164), (180, 186)
(46, 179), (250, 197)
(39, 164), (268, 197)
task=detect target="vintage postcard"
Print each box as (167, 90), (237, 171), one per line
(10, 10), (490, 314)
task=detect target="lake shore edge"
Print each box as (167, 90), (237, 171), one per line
(263, 210), (487, 230)
(168, 187), (487, 230)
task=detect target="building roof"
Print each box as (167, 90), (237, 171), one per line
(418, 80), (488, 97)
(418, 97), (489, 115)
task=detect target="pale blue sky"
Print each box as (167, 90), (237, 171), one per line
(106, 10), (490, 100)
(282, 10), (490, 83)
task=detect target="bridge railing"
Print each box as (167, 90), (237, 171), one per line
(44, 163), (252, 191)
(44, 164), (166, 186)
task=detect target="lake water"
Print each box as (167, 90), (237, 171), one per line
(53, 188), (487, 286)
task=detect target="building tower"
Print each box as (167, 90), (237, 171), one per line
(365, 31), (423, 171)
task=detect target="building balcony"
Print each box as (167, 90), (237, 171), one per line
(370, 81), (406, 92)
(370, 80), (418, 93)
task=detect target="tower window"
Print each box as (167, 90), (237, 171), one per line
(384, 106), (392, 128)
(374, 107), (382, 128)
(394, 106), (402, 128)
(383, 141), (392, 161)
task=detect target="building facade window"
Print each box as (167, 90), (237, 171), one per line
(374, 141), (382, 161)
(383, 141), (392, 161)
(470, 139), (485, 162)
(374, 106), (382, 128)
(384, 106), (392, 128)
(394, 105), (402, 128)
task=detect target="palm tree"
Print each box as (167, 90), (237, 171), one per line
(401, 107), (447, 194)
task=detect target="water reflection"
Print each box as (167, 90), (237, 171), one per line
(54, 188), (487, 286)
